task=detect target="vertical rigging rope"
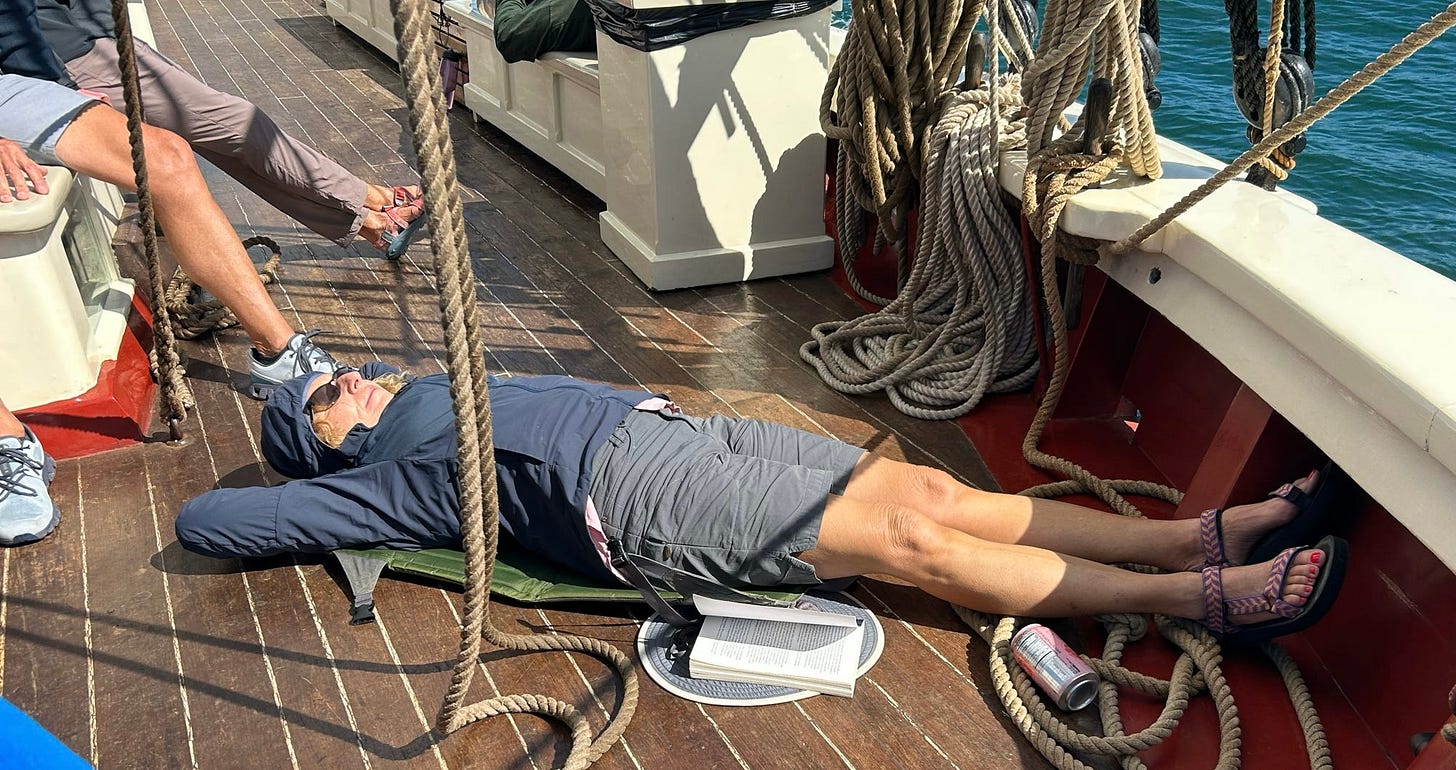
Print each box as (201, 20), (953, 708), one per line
(389, 1), (637, 766)
(108, 0), (193, 439)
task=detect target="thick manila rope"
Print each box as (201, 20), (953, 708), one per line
(391, 2), (637, 767)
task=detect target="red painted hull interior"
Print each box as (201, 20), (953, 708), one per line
(824, 190), (1456, 767)
(17, 293), (157, 460)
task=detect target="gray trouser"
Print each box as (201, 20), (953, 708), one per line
(65, 38), (368, 245)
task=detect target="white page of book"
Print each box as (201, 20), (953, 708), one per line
(692, 595), (858, 628)
(693, 615), (864, 681)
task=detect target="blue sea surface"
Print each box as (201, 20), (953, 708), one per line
(832, 2), (1456, 279)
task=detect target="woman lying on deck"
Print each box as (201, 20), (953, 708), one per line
(176, 363), (1347, 643)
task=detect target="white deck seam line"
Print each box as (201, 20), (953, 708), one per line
(859, 584), (984, 692)
(861, 677), (959, 768)
(696, 703), (753, 769)
(231, 198), (374, 770)
(436, 586), (541, 769)
(793, 701), (856, 768)
(204, 337), (301, 770)
(319, 285), (450, 770)
(76, 472), (97, 765)
(141, 464), (199, 768)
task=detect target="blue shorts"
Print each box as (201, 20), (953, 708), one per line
(588, 409), (866, 588)
(0, 74), (97, 165)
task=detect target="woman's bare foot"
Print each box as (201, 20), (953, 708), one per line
(1200, 546), (1324, 627)
(1176, 470), (1320, 572)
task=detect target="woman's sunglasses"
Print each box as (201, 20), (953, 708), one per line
(305, 366), (358, 415)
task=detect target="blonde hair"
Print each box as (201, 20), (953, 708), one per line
(311, 372), (410, 448)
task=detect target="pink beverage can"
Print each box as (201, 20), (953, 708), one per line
(1010, 623), (1100, 711)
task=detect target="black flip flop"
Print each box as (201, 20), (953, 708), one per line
(1247, 460), (1350, 565)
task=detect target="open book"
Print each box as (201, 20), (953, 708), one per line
(688, 595), (866, 697)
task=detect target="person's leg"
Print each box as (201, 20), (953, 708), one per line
(51, 103), (296, 355)
(0, 399), (23, 438)
(63, 39), (402, 246)
(797, 495), (1322, 626)
(837, 455), (1315, 572)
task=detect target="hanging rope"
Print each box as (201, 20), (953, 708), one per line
(822, 0), (982, 302)
(1021, 0), (1161, 180)
(108, 0), (193, 439)
(1109, 2), (1456, 257)
(803, 26), (1039, 420)
(389, 1), (637, 766)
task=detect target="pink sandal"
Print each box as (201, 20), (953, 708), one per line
(1197, 468), (1324, 568)
(370, 200), (427, 260)
(1199, 534), (1347, 644)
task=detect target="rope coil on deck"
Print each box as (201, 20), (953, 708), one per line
(162, 237), (283, 340)
(803, 62), (1039, 419)
(390, 1), (637, 766)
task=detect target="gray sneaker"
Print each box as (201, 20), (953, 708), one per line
(0, 428), (60, 546)
(247, 330), (339, 399)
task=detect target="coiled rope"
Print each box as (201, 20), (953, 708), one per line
(821, 0), (981, 302)
(389, 1), (636, 766)
(803, 14), (1040, 420)
(162, 237), (282, 340)
(109, 0), (193, 437)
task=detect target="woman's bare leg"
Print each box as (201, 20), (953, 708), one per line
(0, 398), (24, 437)
(797, 496), (1322, 623)
(838, 455), (1315, 572)
(52, 105), (295, 355)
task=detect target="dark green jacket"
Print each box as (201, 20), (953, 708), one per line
(493, 0), (595, 64)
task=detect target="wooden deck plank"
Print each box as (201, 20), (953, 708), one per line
(3, 457), (104, 764)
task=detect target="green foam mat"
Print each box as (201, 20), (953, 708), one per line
(336, 540), (802, 605)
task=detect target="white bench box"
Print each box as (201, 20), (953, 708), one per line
(444, 0), (835, 290)
(0, 170), (133, 410)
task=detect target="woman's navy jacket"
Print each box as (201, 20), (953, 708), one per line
(175, 363), (653, 583)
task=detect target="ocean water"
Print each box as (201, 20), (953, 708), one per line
(831, 2), (1456, 279)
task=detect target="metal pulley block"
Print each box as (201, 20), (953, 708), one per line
(1138, 30), (1162, 110)
(1233, 49), (1313, 130)
(1233, 49), (1313, 188)
(999, 0), (1039, 69)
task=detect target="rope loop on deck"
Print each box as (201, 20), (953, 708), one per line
(109, 0), (194, 426)
(162, 237), (282, 340)
(390, 2), (637, 767)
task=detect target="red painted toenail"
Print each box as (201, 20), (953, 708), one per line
(1310, 551), (1322, 564)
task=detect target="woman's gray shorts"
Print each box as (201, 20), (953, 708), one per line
(0, 74), (96, 165)
(588, 409), (866, 589)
